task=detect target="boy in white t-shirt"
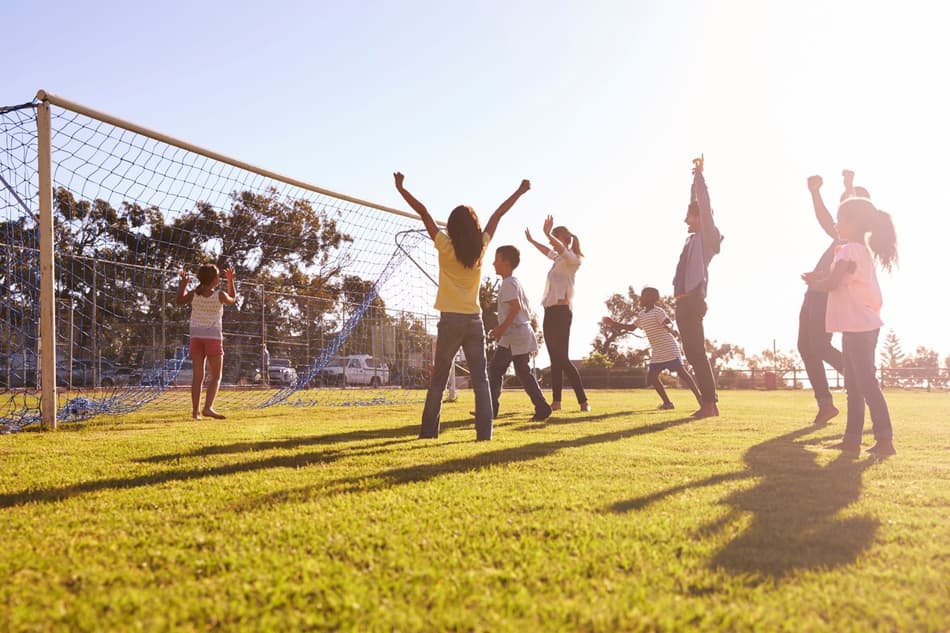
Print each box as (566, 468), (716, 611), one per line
(603, 287), (702, 410)
(488, 245), (552, 421)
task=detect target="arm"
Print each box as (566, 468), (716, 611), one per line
(691, 159), (722, 257)
(175, 270), (194, 305)
(491, 299), (521, 339)
(601, 316), (638, 333)
(524, 228), (551, 257)
(219, 268), (237, 305)
(807, 175), (837, 240)
(394, 172), (439, 240)
(542, 214), (568, 255)
(802, 258), (855, 292)
(484, 179), (530, 238)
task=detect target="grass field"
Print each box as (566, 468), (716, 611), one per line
(0, 388), (947, 632)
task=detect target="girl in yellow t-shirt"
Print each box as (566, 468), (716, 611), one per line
(394, 172), (530, 441)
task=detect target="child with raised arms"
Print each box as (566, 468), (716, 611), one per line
(603, 287), (702, 410)
(394, 172), (531, 441)
(176, 263), (236, 419)
(803, 196), (898, 456)
(488, 245), (552, 421)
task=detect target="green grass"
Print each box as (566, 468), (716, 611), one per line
(0, 389), (947, 632)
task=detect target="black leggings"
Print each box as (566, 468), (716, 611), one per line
(543, 305), (587, 404)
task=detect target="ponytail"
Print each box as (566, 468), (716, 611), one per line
(569, 232), (583, 257)
(868, 209), (898, 272)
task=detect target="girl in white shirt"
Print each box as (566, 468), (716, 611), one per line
(176, 264), (236, 419)
(526, 215), (590, 412)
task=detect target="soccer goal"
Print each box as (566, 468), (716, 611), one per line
(0, 91), (442, 430)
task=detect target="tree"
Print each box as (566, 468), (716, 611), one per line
(747, 348), (801, 382)
(880, 329), (904, 368)
(901, 346), (942, 389)
(704, 340), (746, 377)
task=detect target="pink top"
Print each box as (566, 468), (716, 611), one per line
(825, 242), (883, 333)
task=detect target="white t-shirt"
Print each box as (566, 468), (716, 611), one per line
(541, 249), (581, 309)
(190, 290), (224, 339)
(497, 275), (538, 356)
(634, 306), (681, 363)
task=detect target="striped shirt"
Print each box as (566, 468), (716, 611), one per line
(634, 306), (681, 363)
(190, 290), (224, 339)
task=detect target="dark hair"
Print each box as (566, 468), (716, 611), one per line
(196, 264), (219, 292)
(447, 205), (483, 269)
(838, 198), (898, 272)
(839, 186), (871, 202)
(495, 245), (520, 269)
(641, 287), (660, 303)
(553, 225), (583, 257)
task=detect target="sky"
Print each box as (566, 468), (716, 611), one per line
(6, 0), (950, 365)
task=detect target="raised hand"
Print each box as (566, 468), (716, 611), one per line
(525, 228), (534, 242)
(543, 214), (554, 236)
(692, 154), (704, 174)
(393, 171), (405, 189)
(179, 269), (190, 284)
(517, 179), (531, 194)
(223, 267), (235, 282)
(842, 169), (854, 191)
(807, 175), (823, 192)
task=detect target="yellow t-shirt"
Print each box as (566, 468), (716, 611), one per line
(433, 231), (490, 314)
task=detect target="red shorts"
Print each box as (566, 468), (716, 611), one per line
(189, 337), (223, 357)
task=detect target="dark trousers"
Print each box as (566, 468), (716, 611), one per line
(543, 305), (587, 405)
(674, 294), (717, 403)
(488, 346), (550, 418)
(842, 329), (893, 444)
(798, 292), (843, 406)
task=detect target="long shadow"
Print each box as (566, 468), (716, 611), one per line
(610, 425), (878, 580)
(240, 416), (695, 509)
(139, 417), (481, 463)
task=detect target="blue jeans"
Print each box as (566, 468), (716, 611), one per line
(842, 329), (893, 444)
(489, 346), (551, 418)
(421, 313), (493, 440)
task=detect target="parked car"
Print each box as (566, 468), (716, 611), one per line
(141, 359), (194, 387)
(267, 359), (298, 386)
(321, 354), (390, 387)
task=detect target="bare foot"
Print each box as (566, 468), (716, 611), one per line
(813, 405), (839, 425)
(192, 412), (203, 420)
(551, 401), (562, 411)
(202, 409), (226, 420)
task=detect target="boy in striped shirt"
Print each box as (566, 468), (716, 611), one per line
(603, 287), (702, 410)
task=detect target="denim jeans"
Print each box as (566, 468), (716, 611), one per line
(543, 305), (587, 405)
(489, 346), (551, 418)
(421, 313), (493, 440)
(798, 292), (844, 406)
(674, 294), (717, 403)
(842, 329), (893, 444)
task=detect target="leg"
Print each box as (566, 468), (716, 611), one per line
(799, 294), (840, 423)
(648, 367), (672, 406)
(543, 307), (564, 407)
(488, 346), (513, 419)
(840, 332), (867, 446)
(558, 308), (589, 407)
(674, 364), (703, 405)
(202, 354), (226, 419)
(460, 316), (493, 440)
(421, 315), (466, 438)
(675, 295), (718, 416)
(847, 330), (894, 448)
(190, 347), (206, 419)
(512, 353), (551, 419)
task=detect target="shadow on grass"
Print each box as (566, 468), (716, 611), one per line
(240, 416), (695, 509)
(138, 417), (488, 463)
(610, 425), (879, 580)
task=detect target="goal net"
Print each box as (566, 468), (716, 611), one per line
(0, 93), (441, 430)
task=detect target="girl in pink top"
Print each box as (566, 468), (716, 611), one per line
(803, 197), (898, 456)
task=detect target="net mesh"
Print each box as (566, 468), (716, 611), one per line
(0, 98), (439, 431)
